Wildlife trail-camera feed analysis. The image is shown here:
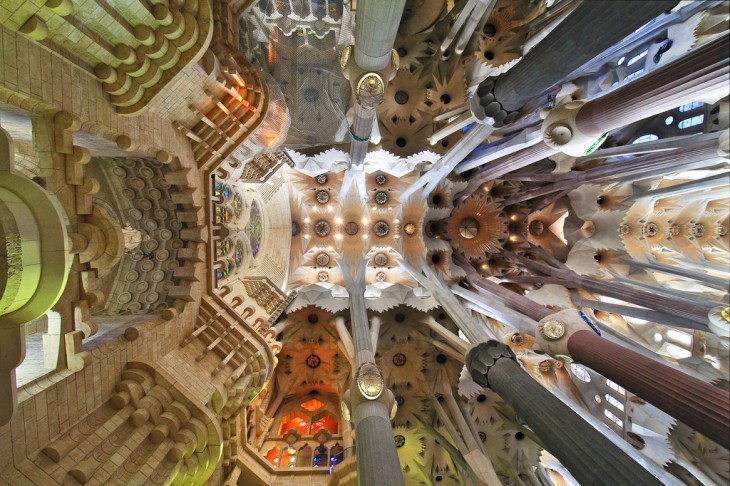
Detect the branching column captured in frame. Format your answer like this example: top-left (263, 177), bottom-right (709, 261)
top-left (575, 34), bottom-right (730, 138)
top-left (353, 0), bottom-right (406, 71)
top-left (472, 1), bottom-right (677, 119)
top-left (536, 310), bottom-right (730, 449)
top-left (345, 270), bottom-right (403, 485)
top-left (465, 341), bottom-right (667, 486)
top-left (507, 136), bottom-right (725, 205)
top-left (542, 35), bottom-right (729, 157)
top-left (457, 257), bottom-right (553, 322)
top-left (507, 250), bottom-right (712, 326)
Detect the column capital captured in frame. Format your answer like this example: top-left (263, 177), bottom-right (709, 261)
top-left (465, 340), bottom-right (516, 390)
top-left (541, 100), bottom-right (605, 157)
top-left (534, 309), bottom-right (587, 358)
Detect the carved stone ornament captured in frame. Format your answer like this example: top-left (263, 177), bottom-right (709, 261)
top-left (465, 340), bottom-right (516, 389)
top-left (316, 190), bottom-right (330, 204)
top-left (538, 320), bottom-right (566, 341)
top-left (345, 221), bottom-right (359, 236)
top-left (374, 253), bottom-right (388, 267)
top-left (314, 220), bottom-right (331, 237)
top-left (373, 221), bottom-right (390, 237)
top-left (356, 362), bottom-right (384, 400)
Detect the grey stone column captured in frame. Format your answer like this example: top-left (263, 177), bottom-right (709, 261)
top-left (473, 1), bottom-right (678, 117)
top-left (344, 262), bottom-right (404, 485)
top-left (350, 102), bottom-right (376, 167)
top-left (353, 400), bottom-right (404, 486)
top-left (353, 0), bottom-right (406, 71)
top-left (466, 341), bottom-right (667, 486)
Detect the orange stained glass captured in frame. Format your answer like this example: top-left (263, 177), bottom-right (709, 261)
top-left (309, 414), bottom-right (338, 435)
top-left (264, 445), bottom-right (281, 467)
top-left (301, 399), bottom-right (325, 412)
top-left (279, 411), bottom-right (309, 435)
top-left (280, 447), bottom-right (297, 468)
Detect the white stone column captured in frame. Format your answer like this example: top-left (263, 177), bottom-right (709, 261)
top-left (353, 0), bottom-right (406, 71)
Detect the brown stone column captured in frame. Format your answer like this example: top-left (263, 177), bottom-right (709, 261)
top-left (576, 34), bottom-right (729, 137)
top-left (461, 141), bottom-right (559, 199)
top-left (537, 310), bottom-right (730, 450)
top-left (568, 329), bottom-right (730, 448)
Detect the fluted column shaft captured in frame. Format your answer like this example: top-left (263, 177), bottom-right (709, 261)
top-left (461, 141), bottom-right (558, 199)
top-left (353, 400), bottom-right (405, 486)
top-left (576, 34), bottom-right (730, 137)
top-left (461, 265), bottom-right (553, 322)
top-left (568, 330), bottom-right (730, 448)
top-left (486, 1), bottom-right (678, 112)
top-left (353, 0), bottom-right (406, 71)
top-left (349, 291), bottom-right (374, 367)
top-left (348, 285), bottom-right (404, 485)
top-left (509, 251), bottom-right (711, 325)
top-left (466, 342), bottom-right (666, 486)
top-left (350, 103), bottom-right (376, 166)
top-left (507, 139), bottom-right (723, 205)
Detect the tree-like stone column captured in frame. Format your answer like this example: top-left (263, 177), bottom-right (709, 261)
top-left (536, 310), bottom-right (730, 449)
top-left (353, 0), bottom-right (407, 71)
top-left (576, 34), bottom-right (729, 138)
top-left (465, 341), bottom-right (667, 486)
top-left (472, 1), bottom-right (678, 120)
top-left (341, 261), bottom-right (404, 486)
top-left (542, 34), bottom-right (729, 157)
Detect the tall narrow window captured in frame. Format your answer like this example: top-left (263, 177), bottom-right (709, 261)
top-left (624, 69), bottom-right (645, 81)
top-left (570, 364), bottom-right (591, 383)
top-left (606, 379), bottom-right (626, 395)
top-left (632, 134), bottom-right (658, 144)
top-left (626, 50), bottom-right (648, 66)
top-left (678, 114), bottom-right (704, 129)
top-left (604, 409), bottom-right (624, 427)
top-left (605, 394), bottom-right (625, 412)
